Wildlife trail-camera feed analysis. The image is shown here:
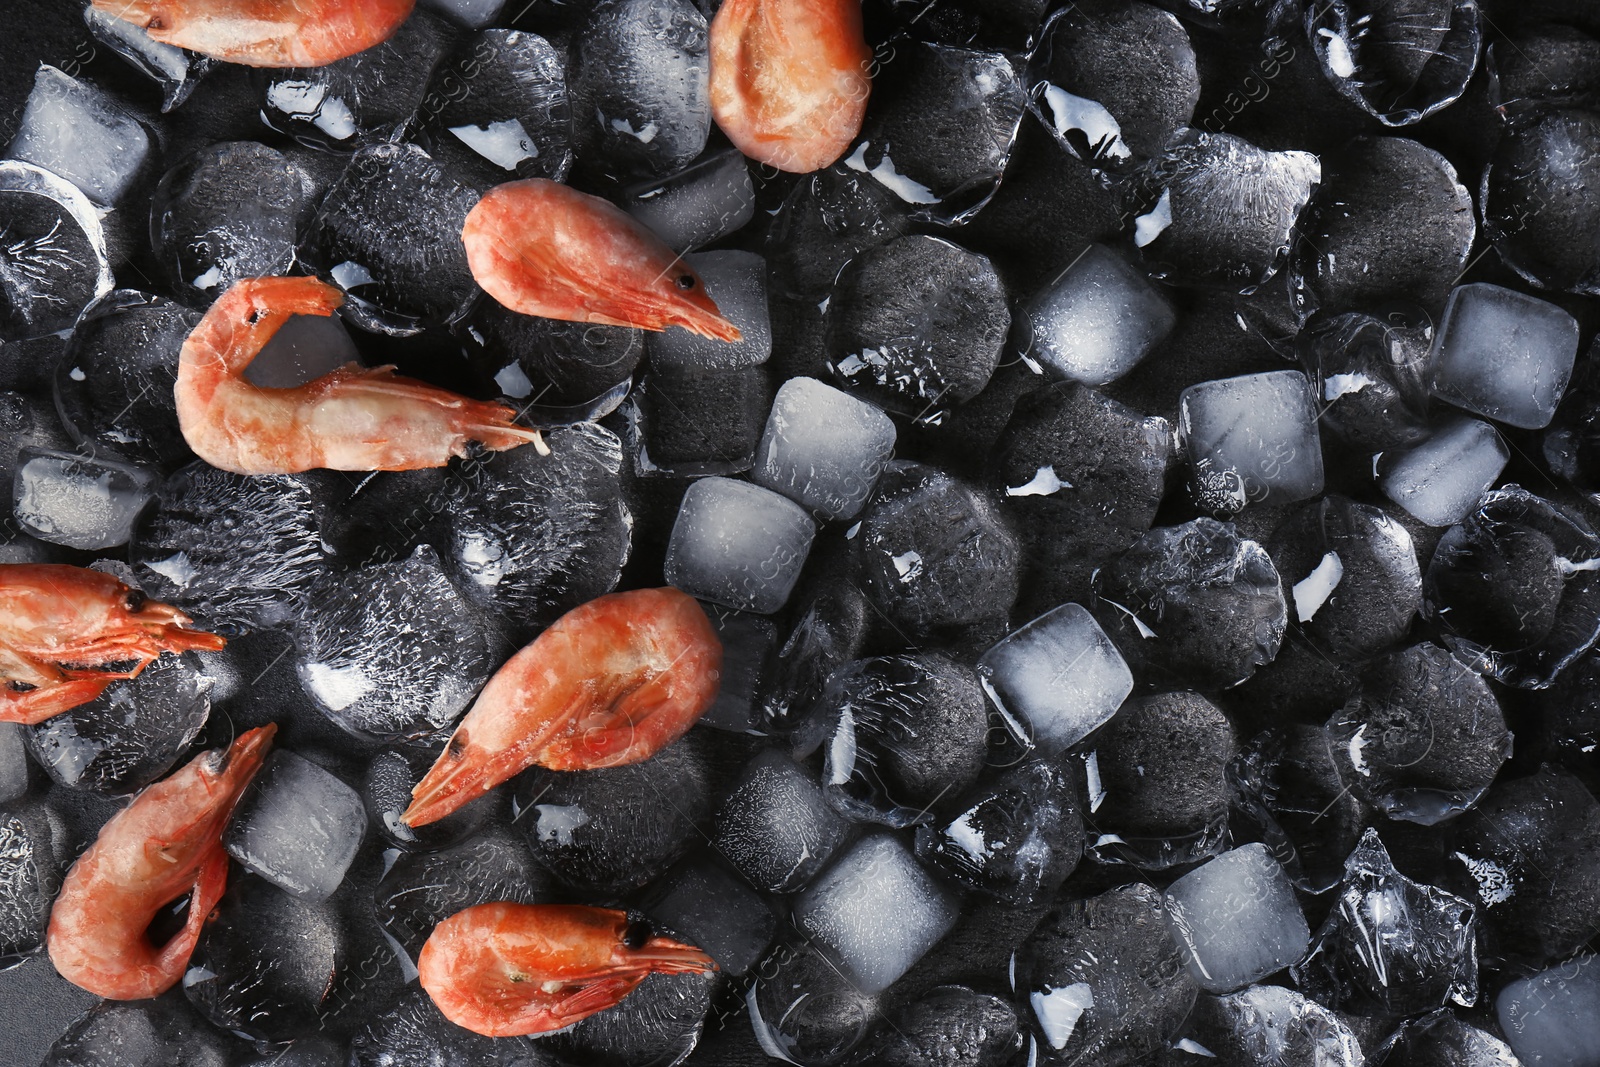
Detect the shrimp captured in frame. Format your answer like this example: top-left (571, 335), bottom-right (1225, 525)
top-left (46, 725), bottom-right (276, 1000)
top-left (0, 564), bottom-right (226, 725)
top-left (709, 0), bottom-right (874, 173)
top-left (403, 588), bottom-right (722, 827)
top-left (89, 0), bottom-right (415, 68)
top-left (461, 179), bottom-right (742, 342)
top-left (175, 275), bottom-right (546, 475)
top-left (419, 903), bottom-right (716, 1037)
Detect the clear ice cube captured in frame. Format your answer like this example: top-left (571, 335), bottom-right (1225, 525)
top-left (622, 148), bottom-right (755, 253)
top-left (1381, 416), bottom-right (1509, 527)
top-left (664, 477), bottom-right (816, 613)
top-left (1497, 953), bottom-right (1600, 1067)
top-left (1429, 282), bottom-right (1579, 430)
top-left (712, 747), bottom-right (852, 893)
top-left (12, 447), bottom-right (155, 551)
top-left (6, 65), bottom-right (151, 206)
top-left (224, 750), bottom-right (366, 902)
top-left (1180, 370), bottom-right (1325, 512)
top-left (791, 832), bottom-right (961, 995)
top-left (641, 855), bottom-right (777, 976)
top-left (1163, 842), bottom-right (1311, 993)
top-left (1017, 243), bottom-right (1177, 386)
top-left (751, 376), bottom-right (897, 521)
top-left (649, 250), bottom-right (771, 370)
top-left (976, 602), bottom-right (1134, 755)
top-left (0, 161), bottom-right (114, 342)
top-left (695, 605), bottom-right (775, 733)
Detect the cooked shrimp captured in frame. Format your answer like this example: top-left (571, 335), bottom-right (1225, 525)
top-left (419, 903), bottom-right (716, 1037)
top-left (0, 564), bottom-right (226, 725)
top-left (90, 0), bottom-right (415, 67)
top-left (403, 588), bottom-right (721, 827)
top-left (461, 179), bottom-right (742, 342)
top-left (710, 0), bottom-right (873, 172)
top-left (175, 276), bottom-right (546, 475)
top-left (46, 725), bottom-right (276, 1000)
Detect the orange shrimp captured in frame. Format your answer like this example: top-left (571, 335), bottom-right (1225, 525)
top-left (461, 180), bottom-right (742, 342)
top-left (419, 903), bottom-right (716, 1037)
top-left (403, 588), bottom-right (722, 827)
top-left (90, 0), bottom-right (416, 68)
top-left (46, 725), bottom-right (276, 1000)
top-left (175, 276), bottom-right (546, 475)
top-left (709, 0), bottom-right (873, 172)
top-left (0, 564), bottom-right (226, 725)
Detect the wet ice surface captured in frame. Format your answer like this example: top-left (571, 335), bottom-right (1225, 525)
top-left (713, 747), bottom-right (852, 893)
top-left (664, 476), bottom-right (816, 613)
top-left (1179, 370), bottom-right (1325, 512)
top-left (1163, 843), bottom-right (1310, 993)
top-left (1017, 243), bottom-right (1176, 387)
top-left (1381, 415), bottom-right (1510, 527)
top-left (1497, 953), bottom-right (1600, 1067)
top-left (0, 161), bottom-right (112, 342)
top-left (12, 447), bottom-right (156, 551)
top-left (6, 65), bottom-right (150, 207)
top-left (649, 250), bottom-right (771, 371)
top-left (621, 148), bottom-right (754, 254)
top-left (0, 802), bottom-right (65, 969)
top-left (752, 376), bottom-right (897, 522)
top-left (223, 751), bottom-right (366, 902)
top-left (40, 996), bottom-right (233, 1067)
top-left (1430, 283), bottom-right (1580, 430)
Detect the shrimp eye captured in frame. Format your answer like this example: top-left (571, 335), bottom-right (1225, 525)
top-left (675, 274), bottom-right (696, 291)
top-left (124, 589), bottom-right (146, 613)
top-left (622, 918), bottom-right (653, 949)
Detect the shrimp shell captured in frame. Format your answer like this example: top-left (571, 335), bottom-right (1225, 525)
top-left (90, 0), bottom-right (416, 67)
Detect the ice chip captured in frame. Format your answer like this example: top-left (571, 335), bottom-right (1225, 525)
top-left (12, 447), bottom-right (156, 551)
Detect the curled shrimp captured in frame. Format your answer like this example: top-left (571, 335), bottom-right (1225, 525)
top-left (175, 276), bottom-right (546, 475)
top-left (403, 588), bottom-right (722, 827)
top-left (710, 0), bottom-right (874, 172)
top-left (461, 179), bottom-right (742, 342)
top-left (0, 564), bottom-right (226, 725)
top-left (46, 725), bottom-right (276, 1000)
top-left (419, 903), bottom-right (716, 1037)
top-left (90, 0), bottom-right (416, 67)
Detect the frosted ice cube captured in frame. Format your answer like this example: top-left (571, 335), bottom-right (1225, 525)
top-left (792, 832), bottom-right (961, 995)
top-left (713, 747), bottom-right (852, 893)
top-left (976, 603), bottom-right (1134, 755)
top-left (649, 250), bottom-right (771, 370)
top-left (1430, 282), bottom-right (1579, 430)
top-left (1018, 244), bottom-right (1176, 386)
top-left (12, 447), bottom-right (156, 551)
top-left (6, 65), bottom-right (151, 206)
top-left (1498, 953), bottom-right (1600, 1067)
top-left (622, 148), bottom-right (754, 252)
top-left (664, 477), bottom-right (816, 613)
top-left (1163, 842), bottom-right (1310, 993)
top-left (246, 313), bottom-right (360, 389)
top-left (1382, 416), bottom-right (1510, 527)
top-left (1180, 370), bottom-right (1325, 510)
top-left (224, 751), bottom-right (366, 902)
top-left (642, 855), bottom-right (777, 976)
top-left (752, 377), bottom-right (897, 521)
top-left (0, 722), bottom-right (28, 803)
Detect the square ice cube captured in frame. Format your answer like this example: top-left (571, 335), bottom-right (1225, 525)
top-left (6, 65), bottom-right (151, 206)
top-left (1163, 842), bottom-right (1310, 993)
top-left (1497, 953), bottom-right (1600, 1067)
top-left (623, 148), bottom-right (755, 253)
top-left (664, 478), bottom-right (816, 614)
top-left (752, 377), bottom-right (897, 522)
top-left (650, 250), bottom-right (771, 370)
top-left (1019, 244), bottom-right (1176, 387)
top-left (642, 855), bottom-right (777, 976)
top-left (792, 832), bottom-right (961, 995)
top-left (713, 747), bottom-right (852, 893)
top-left (1381, 416), bottom-right (1509, 527)
top-left (12, 447), bottom-right (156, 551)
top-left (224, 751), bottom-right (366, 902)
top-left (1430, 283), bottom-right (1579, 430)
top-left (976, 603), bottom-right (1134, 755)
top-left (1180, 370), bottom-right (1325, 508)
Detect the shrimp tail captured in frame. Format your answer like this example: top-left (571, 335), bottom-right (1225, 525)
top-left (327, 367), bottom-right (549, 457)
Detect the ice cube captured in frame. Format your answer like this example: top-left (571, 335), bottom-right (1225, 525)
top-left (1483, 109), bottom-right (1600, 295)
top-left (150, 142), bottom-right (311, 309)
top-left (792, 832), bottom-right (960, 995)
top-left (1381, 416), bottom-right (1510, 527)
top-left (12, 447), bottom-right (156, 551)
top-left (1308, 0), bottom-right (1480, 125)
top-left (0, 161), bottom-right (114, 342)
top-left (82, 4), bottom-right (209, 111)
top-left (1385, 1011), bottom-right (1521, 1066)
top-left (629, 363), bottom-right (770, 476)
top-left (664, 477), bottom-right (816, 614)
top-left (1429, 283), bottom-right (1579, 430)
top-left (349, 988), bottom-right (510, 1067)
top-left (1017, 243), bottom-right (1177, 386)
top-left (748, 940), bottom-right (877, 1065)
top-left (977, 603), bottom-right (1134, 755)
top-left (27, 653), bottom-right (210, 796)
top-left (1163, 842), bottom-right (1311, 993)
top-left (1301, 307), bottom-right (1433, 451)
top-left (0, 723), bottom-right (29, 804)
top-left (1177, 985), bottom-right (1363, 1067)
top-left (752, 376), bottom-right (897, 521)
top-left (6, 65), bottom-right (151, 206)
top-left (245, 311), bottom-right (360, 389)
top-left (53, 290), bottom-right (200, 468)
top-left (420, 0), bottom-right (506, 28)
top-left (363, 747), bottom-right (497, 853)
top-left (569, 0), bottom-right (712, 177)
top-left (295, 546), bottom-right (493, 743)
top-left (0, 802), bottom-right (66, 968)
top-left (224, 750), bottom-right (366, 902)
top-left (640, 854), bottom-right (777, 976)
top-left (1498, 953), bottom-right (1600, 1067)
top-left (649, 250), bottom-right (771, 370)
top-left (765, 167), bottom-right (914, 303)
top-left (547, 967), bottom-right (713, 1067)
top-left (41, 997), bottom-right (233, 1067)
top-left (712, 747), bottom-right (852, 893)
top-left (1179, 370), bottom-right (1325, 512)
top-left (694, 605), bottom-right (774, 733)
top-left (755, 576), bottom-right (871, 735)
top-left (621, 148), bottom-right (755, 253)
top-left (852, 985), bottom-right (1023, 1067)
